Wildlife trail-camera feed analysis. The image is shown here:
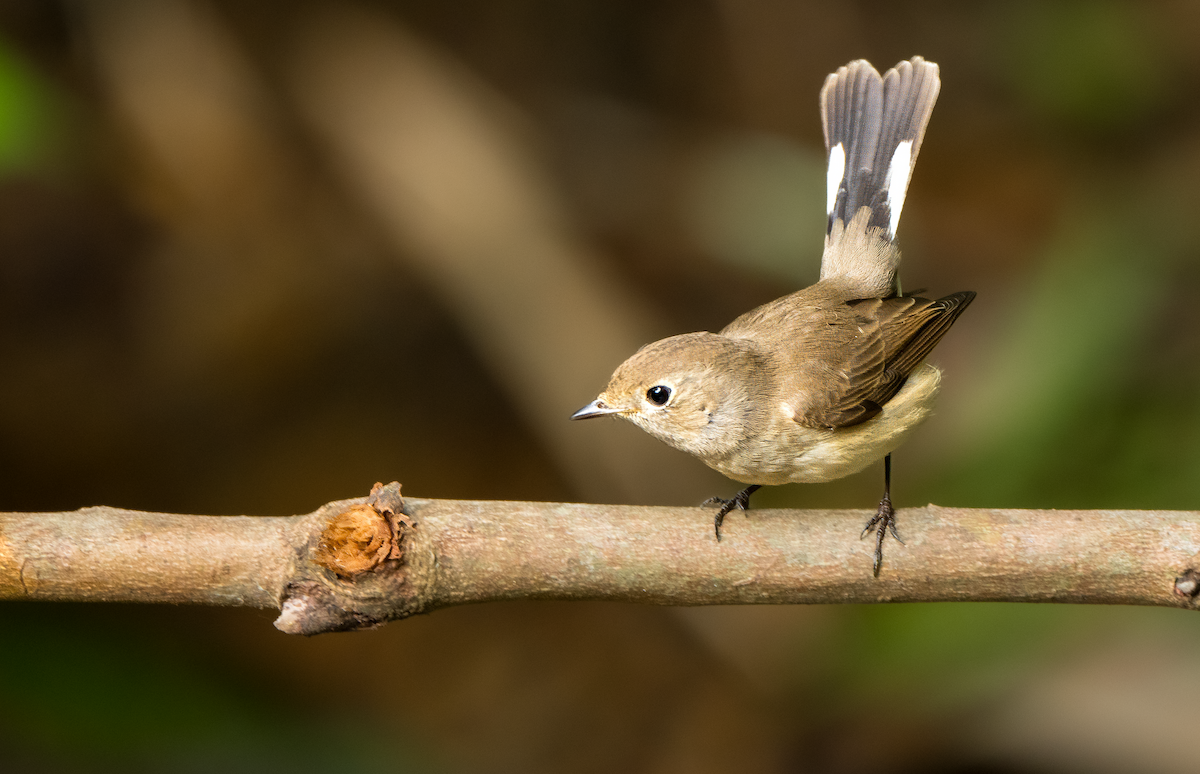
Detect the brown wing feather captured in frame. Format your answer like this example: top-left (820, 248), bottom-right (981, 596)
top-left (796, 290), bottom-right (975, 429)
top-left (884, 291), bottom-right (975, 376)
top-left (794, 298), bottom-right (890, 428)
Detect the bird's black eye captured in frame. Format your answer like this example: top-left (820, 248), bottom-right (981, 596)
top-left (646, 385), bottom-right (671, 406)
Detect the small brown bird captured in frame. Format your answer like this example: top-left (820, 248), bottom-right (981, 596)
top-left (572, 57), bottom-right (974, 575)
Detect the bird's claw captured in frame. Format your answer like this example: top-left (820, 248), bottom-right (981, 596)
top-left (706, 485), bottom-right (760, 541)
top-left (860, 492), bottom-right (903, 576)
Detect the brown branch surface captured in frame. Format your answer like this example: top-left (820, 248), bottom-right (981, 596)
top-left (2, 483), bottom-right (1198, 635)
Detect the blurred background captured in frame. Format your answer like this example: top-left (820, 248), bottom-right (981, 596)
top-left (2, 0), bottom-right (1199, 771)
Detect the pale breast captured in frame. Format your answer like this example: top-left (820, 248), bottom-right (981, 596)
top-left (704, 364), bottom-right (943, 485)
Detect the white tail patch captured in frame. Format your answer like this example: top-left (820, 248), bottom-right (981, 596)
top-left (826, 142), bottom-right (845, 216)
top-left (883, 140), bottom-right (913, 237)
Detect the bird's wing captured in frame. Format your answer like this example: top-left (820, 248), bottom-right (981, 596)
top-left (794, 291), bottom-right (975, 430)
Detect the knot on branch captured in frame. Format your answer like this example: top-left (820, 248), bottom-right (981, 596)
top-left (314, 482), bottom-right (412, 579)
top-left (1174, 568), bottom-right (1200, 604)
top-left (276, 482), bottom-right (426, 635)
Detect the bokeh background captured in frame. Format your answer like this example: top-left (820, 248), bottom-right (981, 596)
top-left (2, 1), bottom-right (1199, 771)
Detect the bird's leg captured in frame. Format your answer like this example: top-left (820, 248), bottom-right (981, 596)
top-left (704, 484), bottom-right (761, 541)
top-left (860, 455), bottom-right (904, 576)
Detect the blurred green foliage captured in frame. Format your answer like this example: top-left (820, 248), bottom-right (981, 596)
top-left (0, 36), bottom-right (65, 175)
top-left (684, 133), bottom-right (825, 285)
top-left (937, 206), bottom-right (1178, 508)
top-left (0, 604), bottom-right (432, 773)
top-left (1003, 1), bottom-right (1167, 134)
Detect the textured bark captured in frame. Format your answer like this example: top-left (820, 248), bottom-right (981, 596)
top-left (1, 483), bottom-right (1198, 635)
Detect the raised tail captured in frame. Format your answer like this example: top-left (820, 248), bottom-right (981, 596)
top-left (821, 57), bottom-right (940, 241)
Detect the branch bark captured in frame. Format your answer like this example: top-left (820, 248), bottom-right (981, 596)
top-left (2, 483), bottom-right (1198, 635)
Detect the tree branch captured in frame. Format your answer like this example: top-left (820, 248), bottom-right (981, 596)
top-left (2, 483), bottom-right (1197, 635)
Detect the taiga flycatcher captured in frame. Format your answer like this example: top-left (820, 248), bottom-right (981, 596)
top-left (572, 57), bottom-right (973, 576)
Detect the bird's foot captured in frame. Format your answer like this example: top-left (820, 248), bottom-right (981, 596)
top-left (704, 485), bottom-right (761, 541)
top-left (860, 492), bottom-right (904, 577)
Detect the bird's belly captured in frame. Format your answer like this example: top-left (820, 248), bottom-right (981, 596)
top-left (707, 364), bottom-right (943, 485)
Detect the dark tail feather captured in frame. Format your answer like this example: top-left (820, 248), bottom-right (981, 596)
top-left (821, 57), bottom-right (940, 241)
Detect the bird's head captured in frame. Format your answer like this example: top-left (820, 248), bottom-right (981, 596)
top-left (571, 332), bottom-right (761, 459)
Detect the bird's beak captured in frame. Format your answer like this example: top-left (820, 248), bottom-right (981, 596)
top-left (570, 398), bottom-right (622, 420)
